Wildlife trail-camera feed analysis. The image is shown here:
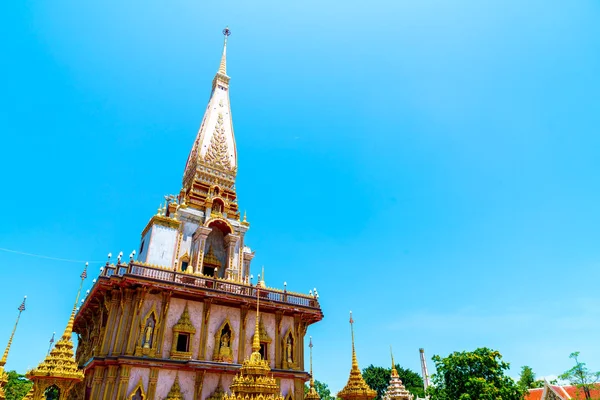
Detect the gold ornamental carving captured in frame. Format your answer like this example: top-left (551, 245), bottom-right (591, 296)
top-left (212, 319), bottom-right (235, 363)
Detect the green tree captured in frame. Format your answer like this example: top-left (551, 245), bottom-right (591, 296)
top-left (304, 379), bottom-right (335, 400)
top-left (517, 366), bottom-right (544, 391)
top-left (559, 352), bottom-right (600, 400)
top-left (362, 365), bottom-right (425, 400)
top-left (427, 347), bottom-right (523, 400)
top-left (4, 370), bottom-right (33, 400)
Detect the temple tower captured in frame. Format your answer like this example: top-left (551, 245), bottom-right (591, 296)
top-left (337, 313), bottom-right (376, 400)
top-left (73, 28), bottom-right (323, 400)
top-left (0, 296), bottom-right (26, 400)
top-left (383, 349), bottom-right (413, 400)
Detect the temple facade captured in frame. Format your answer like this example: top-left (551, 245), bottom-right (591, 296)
top-left (69, 28), bottom-right (323, 399)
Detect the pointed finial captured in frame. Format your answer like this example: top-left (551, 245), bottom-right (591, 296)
top-left (243, 210), bottom-right (247, 222)
top-left (350, 311), bottom-right (358, 369)
top-left (261, 266), bottom-right (265, 287)
top-left (309, 336), bottom-right (314, 377)
top-left (47, 332), bottom-right (56, 355)
top-left (63, 264), bottom-right (88, 340)
top-left (390, 345), bottom-right (399, 377)
top-left (218, 27), bottom-right (231, 75)
top-left (0, 295), bottom-right (27, 366)
top-left (252, 285), bottom-right (261, 353)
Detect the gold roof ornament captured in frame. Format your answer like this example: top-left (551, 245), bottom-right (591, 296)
top-left (337, 312), bottom-right (377, 400)
top-left (173, 303), bottom-right (196, 334)
top-left (223, 286), bottom-right (284, 400)
top-left (0, 296), bottom-right (26, 400)
top-left (165, 374), bottom-right (184, 400)
top-left (305, 337), bottom-right (320, 400)
top-left (203, 245), bottom-right (221, 267)
top-left (383, 347), bottom-right (413, 400)
top-left (26, 265), bottom-right (87, 396)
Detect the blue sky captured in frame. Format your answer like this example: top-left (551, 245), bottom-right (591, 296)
top-left (1, 0), bottom-right (600, 393)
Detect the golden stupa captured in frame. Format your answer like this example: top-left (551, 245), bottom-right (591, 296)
top-left (0, 297), bottom-right (26, 400)
top-left (26, 266), bottom-right (86, 399)
top-left (337, 312), bottom-right (377, 400)
top-left (223, 287), bottom-right (284, 400)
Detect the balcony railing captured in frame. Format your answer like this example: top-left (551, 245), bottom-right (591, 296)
top-left (99, 262), bottom-right (320, 309)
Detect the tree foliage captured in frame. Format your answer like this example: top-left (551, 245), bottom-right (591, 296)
top-left (4, 370), bottom-right (33, 400)
top-left (559, 352), bottom-right (600, 400)
top-left (427, 347), bottom-right (523, 400)
top-left (362, 365), bottom-right (425, 400)
top-left (517, 366), bottom-right (544, 391)
top-left (304, 379), bottom-right (335, 400)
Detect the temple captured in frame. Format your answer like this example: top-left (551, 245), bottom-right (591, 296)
top-left (383, 349), bottom-right (413, 400)
top-left (62, 28), bottom-right (323, 399)
top-left (525, 381), bottom-right (600, 400)
top-left (337, 312), bottom-right (377, 400)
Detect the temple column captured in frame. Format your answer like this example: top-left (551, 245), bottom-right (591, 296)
top-left (193, 370), bottom-right (205, 400)
top-left (242, 250), bottom-right (255, 283)
top-left (192, 227), bottom-right (212, 274)
top-left (275, 311), bottom-right (283, 369)
top-left (125, 288), bottom-right (147, 355)
top-left (102, 365), bottom-right (118, 400)
top-left (147, 367), bottom-right (159, 399)
top-left (237, 304), bottom-right (249, 362)
top-left (224, 234), bottom-right (240, 280)
top-left (114, 289), bottom-right (134, 354)
top-left (199, 299), bottom-right (212, 360)
top-left (115, 366), bottom-right (131, 399)
top-left (90, 366), bottom-right (105, 400)
top-left (100, 290), bottom-right (120, 356)
top-left (156, 292), bottom-right (172, 358)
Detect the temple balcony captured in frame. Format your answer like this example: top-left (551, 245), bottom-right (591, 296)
top-left (86, 261), bottom-right (322, 315)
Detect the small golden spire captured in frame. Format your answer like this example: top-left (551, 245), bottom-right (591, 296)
top-left (0, 296), bottom-right (26, 367)
top-left (337, 312), bottom-right (377, 400)
top-left (252, 286), bottom-right (261, 353)
top-left (218, 27), bottom-right (231, 76)
top-left (390, 346), bottom-right (398, 378)
top-left (350, 311), bottom-right (358, 369)
top-left (63, 263), bottom-right (88, 340)
top-left (305, 336), bottom-right (320, 400)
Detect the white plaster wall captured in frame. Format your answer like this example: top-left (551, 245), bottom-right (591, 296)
top-left (178, 220), bottom-right (198, 260)
top-left (161, 299), bottom-right (203, 359)
top-left (127, 367), bottom-right (149, 397)
top-left (156, 370), bottom-right (195, 400)
top-left (280, 379), bottom-right (295, 398)
top-left (206, 304), bottom-right (241, 362)
top-left (147, 225), bottom-right (178, 267)
top-left (139, 230), bottom-right (151, 263)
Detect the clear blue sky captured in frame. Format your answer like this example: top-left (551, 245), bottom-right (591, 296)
top-left (1, 0), bottom-right (600, 392)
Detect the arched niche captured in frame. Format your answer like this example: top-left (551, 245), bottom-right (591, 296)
top-left (202, 219), bottom-right (232, 278)
top-left (282, 328), bottom-right (297, 370)
top-left (213, 318), bottom-right (235, 363)
top-left (135, 304), bottom-right (160, 357)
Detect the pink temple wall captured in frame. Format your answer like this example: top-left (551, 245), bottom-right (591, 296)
top-left (155, 369), bottom-right (195, 400)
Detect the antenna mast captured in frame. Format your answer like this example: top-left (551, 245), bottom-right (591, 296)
top-left (419, 348), bottom-right (431, 391)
